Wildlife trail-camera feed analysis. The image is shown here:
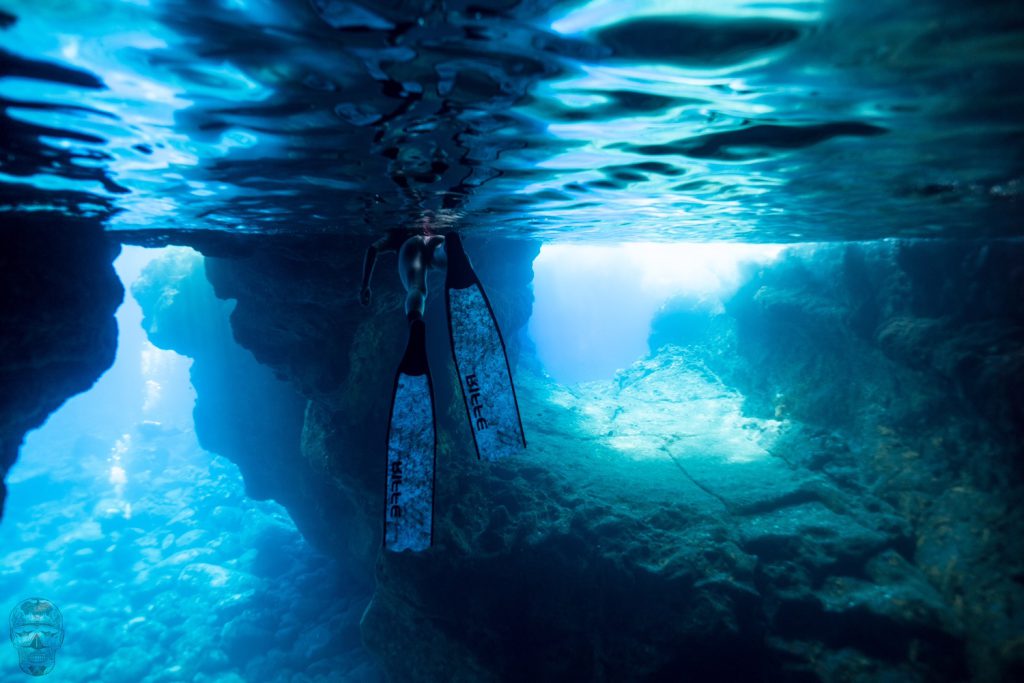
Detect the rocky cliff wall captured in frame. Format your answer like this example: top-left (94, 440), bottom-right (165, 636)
top-left (0, 216), bottom-right (122, 519)
top-left (653, 239), bottom-right (1024, 681)
top-left (3, 230), bottom-right (1020, 681)
top-left (132, 234), bottom-right (538, 588)
top-left (359, 239), bottom-right (1022, 682)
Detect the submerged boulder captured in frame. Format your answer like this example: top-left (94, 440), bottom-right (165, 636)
top-left (359, 348), bottom-right (951, 681)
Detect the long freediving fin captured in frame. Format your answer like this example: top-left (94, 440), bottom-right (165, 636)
top-left (384, 319), bottom-right (436, 552)
top-left (444, 232), bottom-right (527, 461)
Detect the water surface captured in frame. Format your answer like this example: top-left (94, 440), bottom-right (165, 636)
top-left (1, 0), bottom-right (1021, 240)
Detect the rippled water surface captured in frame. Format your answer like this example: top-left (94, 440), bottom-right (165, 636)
top-left (1, 0), bottom-right (1021, 241)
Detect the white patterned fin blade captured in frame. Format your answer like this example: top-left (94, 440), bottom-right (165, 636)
top-left (385, 373), bottom-right (434, 552)
top-left (449, 286), bottom-right (525, 461)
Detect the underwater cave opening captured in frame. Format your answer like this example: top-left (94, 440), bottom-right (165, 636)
top-left (1, 246), bottom-right (377, 682)
top-left (527, 240), bottom-right (784, 384)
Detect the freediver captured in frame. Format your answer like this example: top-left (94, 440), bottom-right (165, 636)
top-left (360, 228), bottom-right (446, 322)
top-left (363, 226), bottom-right (525, 552)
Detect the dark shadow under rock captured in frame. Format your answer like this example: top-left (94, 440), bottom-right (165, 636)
top-left (0, 214), bottom-right (122, 519)
top-left (130, 248), bottom-right (370, 582)
top-left (700, 239), bottom-right (1024, 681)
top-left (196, 232), bottom-right (539, 577)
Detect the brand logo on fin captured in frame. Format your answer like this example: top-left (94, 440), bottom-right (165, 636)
top-left (465, 373), bottom-right (489, 431)
top-left (389, 460), bottom-right (403, 521)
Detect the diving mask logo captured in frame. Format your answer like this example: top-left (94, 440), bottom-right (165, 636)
top-left (8, 598), bottom-right (64, 676)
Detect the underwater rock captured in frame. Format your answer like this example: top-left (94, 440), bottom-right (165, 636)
top-left (691, 239), bottom-right (1024, 682)
top-left (130, 233), bottom-right (537, 587)
top-left (98, 646), bottom-right (151, 683)
top-left (359, 239), bottom-right (1021, 681)
top-left (722, 240), bottom-right (1024, 442)
top-left (202, 233), bottom-right (537, 566)
top-left (220, 612), bottom-right (277, 660)
top-left (0, 215), bottom-right (122, 519)
top-left (131, 248), bottom-right (370, 581)
top-left (5, 217), bottom-right (1018, 680)
top-left (766, 549), bottom-right (968, 681)
top-left (299, 401), bottom-right (381, 575)
top-left (359, 353), bottom-right (916, 680)
top-left (200, 237), bottom-right (407, 578)
top-left (0, 273), bottom-right (382, 681)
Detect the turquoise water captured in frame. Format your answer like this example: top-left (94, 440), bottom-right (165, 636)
top-left (1, 2), bottom-right (1023, 680)
top-left (0, 249), bottom-right (378, 682)
top-left (1, 0), bottom-right (1020, 240)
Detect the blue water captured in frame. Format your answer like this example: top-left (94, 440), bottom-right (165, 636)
top-left (0, 248), bottom-right (378, 683)
top-left (1, 0), bottom-right (1020, 240)
top-left (529, 241), bottom-right (784, 382)
top-left (1, 1), bottom-right (1023, 680)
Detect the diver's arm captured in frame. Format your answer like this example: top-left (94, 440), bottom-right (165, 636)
top-left (360, 236), bottom-right (391, 305)
top-left (360, 246), bottom-right (377, 305)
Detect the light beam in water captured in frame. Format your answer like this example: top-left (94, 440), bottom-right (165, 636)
top-left (529, 241), bottom-right (784, 384)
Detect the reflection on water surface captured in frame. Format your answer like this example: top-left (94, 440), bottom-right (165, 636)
top-left (0, 0), bottom-right (1021, 241)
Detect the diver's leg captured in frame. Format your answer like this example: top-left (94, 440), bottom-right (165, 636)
top-left (428, 238), bottom-right (446, 271)
top-left (399, 237), bottom-right (429, 322)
